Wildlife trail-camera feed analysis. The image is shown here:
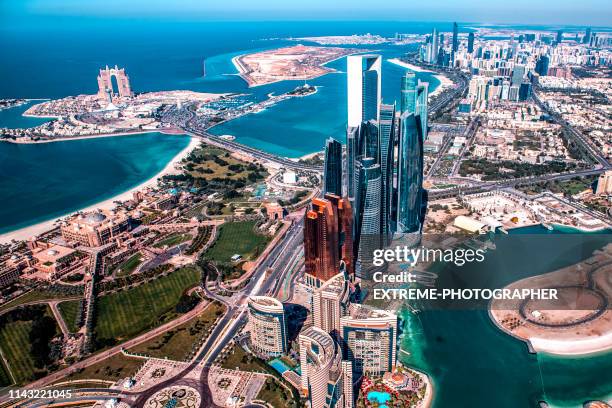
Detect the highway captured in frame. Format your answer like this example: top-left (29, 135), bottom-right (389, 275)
top-left (428, 168), bottom-right (608, 199)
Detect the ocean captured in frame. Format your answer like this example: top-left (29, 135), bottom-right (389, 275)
top-left (0, 18), bottom-right (610, 407)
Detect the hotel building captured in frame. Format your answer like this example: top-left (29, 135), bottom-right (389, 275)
top-left (340, 303), bottom-right (398, 378)
top-left (60, 210), bottom-right (129, 247)
top-left (304, 194), bottom-right (354, 286)
top-left (247, 296), bottom-right (288, 358)
top-left (312, 272), bottom-right (351, 338)
top-left (299, 326), bottom-right (353, 408)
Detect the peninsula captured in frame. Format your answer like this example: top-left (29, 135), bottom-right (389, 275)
top-left (232, 44), bottom-right (363, 87)
top-left (490, 244), bottom-right (612, 355)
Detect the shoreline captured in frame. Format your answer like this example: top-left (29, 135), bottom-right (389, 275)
top-left (1, 129), bottom-right (184, 145)
top-left (0, 135), bottom-right (199, 244)
top-left (387, 58), bottom-right (453, 98)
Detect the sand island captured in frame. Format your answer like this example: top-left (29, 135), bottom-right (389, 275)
top-left (232, 44), bottom-right (364, 87)
top-left (490, 243), bottom-right (612, 356)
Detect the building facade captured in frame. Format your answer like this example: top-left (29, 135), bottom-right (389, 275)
top-left (247, 296), bottom-right (288, 357)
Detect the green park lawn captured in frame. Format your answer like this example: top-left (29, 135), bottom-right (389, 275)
top-left (93, 266), bottom-right (201, 345)
top-left (128, 301), bottom-right (225, 361)
top-left (57, 300), bottom-right (81, 333)
top-left (153, 233), bottom-right (193, 249)
top-left (204, 221), bottom-right (270, 263)
top-left (113, 253), bottom-right (144, 277)
top-left (0, 306), bottom-right (59, 385)
top-left (0, 288), bottom-right (81, 313)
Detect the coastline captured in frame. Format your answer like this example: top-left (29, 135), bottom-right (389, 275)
top-left (0, 135), bottom-right (199, 244)
top-left (2, 129), bottom-right (184, 144)
top-left (387, 58), bottom-right (453, 98)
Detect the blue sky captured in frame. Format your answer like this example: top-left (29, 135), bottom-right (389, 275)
top-left (2, 0), bottom-right (611, 26)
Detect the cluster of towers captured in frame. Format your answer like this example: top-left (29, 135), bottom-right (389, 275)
top-left (305, 54), bottom-right (428, 286)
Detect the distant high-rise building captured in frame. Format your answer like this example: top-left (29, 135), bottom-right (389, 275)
top-left (312, 272), bottom-right (350, 338)
top-left (428, 28), bottom-right (439, 64)
top-left (247, 296), bottom-right (287, 357)
top-left (584, 27), bottom-right (592, 44)
top-left (451, 22), bottom-right (459, 65)
top-left (347, 55), bottom-right (382, 127)
top-left (323, 138), bottom-right (343, 196)
top-left (299, 326), bottom-right (351, 408)
top-left (519, 82), bottom-right (532, 101)
top-left (340, 303), bottom-right (398, 378)
top-left (354, 157), bottom-right (382, 278)
top-left (467, 32), bottom-right (475, 53)
top-left (535, 55), bottom-right (550, 76)
top-left (396, 112), bottom-right (424, 234)
top-left (556, 30), bottom-right (563, 45)
top-left (511, 65), bottom-right (526, 87)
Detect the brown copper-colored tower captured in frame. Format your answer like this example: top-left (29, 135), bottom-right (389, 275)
top-left (304, 194), bottom-right (354, 286)
top-left (304, 198), bottom-right (339, 283)
top-left (323, 193), bottom-right (354, 276)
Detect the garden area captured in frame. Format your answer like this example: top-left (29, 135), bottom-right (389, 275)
top-left (0, 305), bottom-right (60, 385)
top-left (92, 266), bottom-right (201, 349)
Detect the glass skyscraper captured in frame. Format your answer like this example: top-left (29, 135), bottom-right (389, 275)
top-left (354, 157), bottom-right (381, 278)
top-left (400, 72), bottom-right (417, 115)
top-left (467, 32), bottom-right (475, 54)
top-left (396, 112), bottom-right (424, 234)
top-left (323, 137), bottom-right (342, 196)
top-left (347, 55), bottom-right (381, 127)
top-left (401, 72), bottom-right (428, 140)
top-left (379, 103), bottom-right (396, 240)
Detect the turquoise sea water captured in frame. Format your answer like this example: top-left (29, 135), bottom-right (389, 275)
top-left (0, 133), bottom-right (190, 234)
top-left (399, 228), bottom-right (612, 408)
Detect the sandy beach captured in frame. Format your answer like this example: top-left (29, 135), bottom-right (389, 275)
top-left (387, 58), bottom-right (454, 98)
top-left (0, 135), bottom-right (200, 244)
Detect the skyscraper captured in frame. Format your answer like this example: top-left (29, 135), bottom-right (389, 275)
top-left (304, 198), bottom-right (339, 284)
top-left (556, 29), bottom-right (563, 45)
top-left (467, 32), bottom-right (475, 54)
top-left (304, 193), bottom-right (354, 287)
top-left (511, 65), bottom-right (526, 87)
top-left (347, 55), bottom-right (382, 127)
top-left (451, 22), bottom-right (459, 65)
top-left (535, 55), bottom-right (550, 76)
top-left (247, 296), bottom-right (287, 357)
top-left (584, 27), bottom-right (592, 44)
top-left (416, 81), bottom-right (429, 140)
top-left (325, 194), bottom-right (354, 276)
top-left (323, 137), bottom-right (343, 196)
top-left (345, 126), bottom-right (359, 202)
top-left (354, 157), bottom-right (382, 278)
top-left (379, 104), bottom-right (396, 240)
top-left (401, 72), bottom-right (428, 140)
top-left (396, 112), bottom-right (424, 234)
top-left (400, 72), bottom-right (417, 115)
